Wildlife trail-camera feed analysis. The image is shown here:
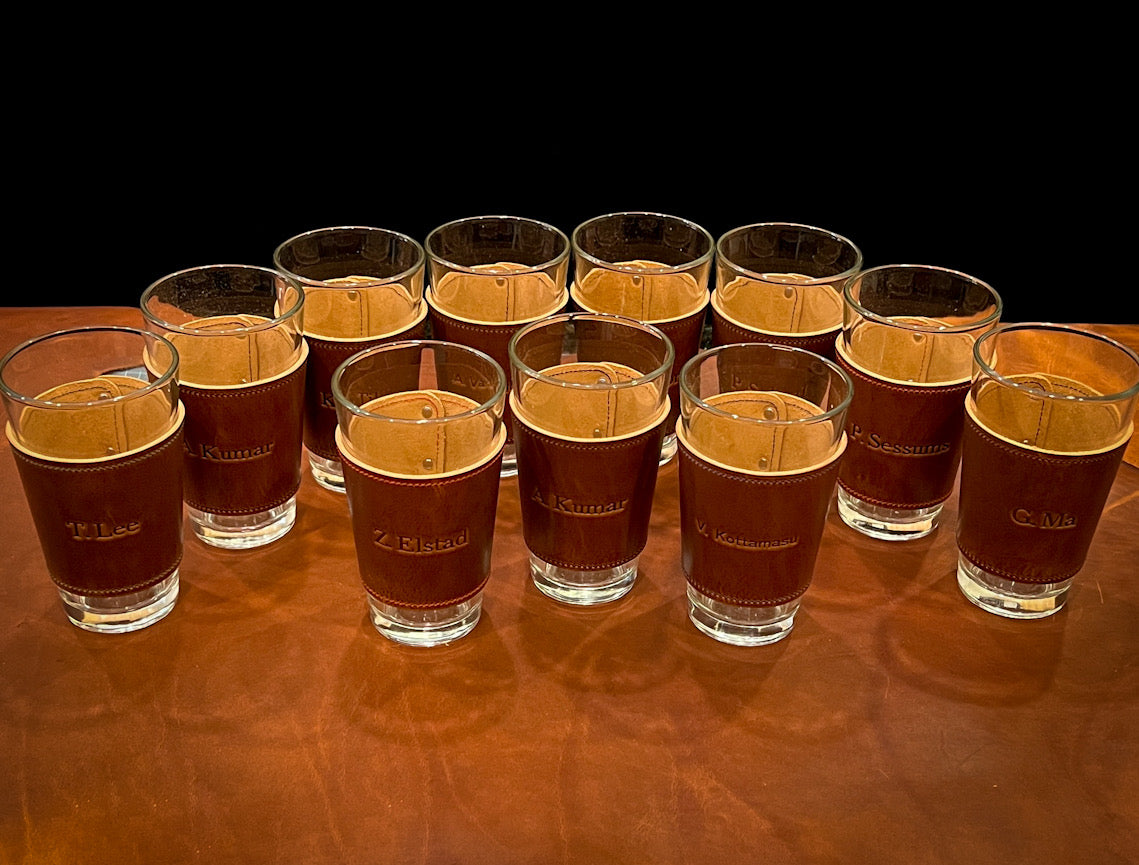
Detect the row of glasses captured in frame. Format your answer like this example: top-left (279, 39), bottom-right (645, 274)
top-left (3, 212), bottom-right (1136, 641)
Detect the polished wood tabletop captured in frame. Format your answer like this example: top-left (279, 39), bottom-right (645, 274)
top-left (2, 308), bottom-right (1136, 865)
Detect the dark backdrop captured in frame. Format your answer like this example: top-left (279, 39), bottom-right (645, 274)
top-left (14, 128), bottom-right (1129, 326)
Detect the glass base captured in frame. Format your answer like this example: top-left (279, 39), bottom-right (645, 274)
top-left (687, 585), bottom-right (799, 646)
top-left (529, 553), bottom-right (638, 605)
top-left (57, 571), bottom-right (179, 634)
top-left (366, 592), bottom-right (482, 646)
top-left (836, 487), bottom-right (942, 541)
top-left (309, 453), bottom-right (346, 493)
top-left (500, 443), bottom-right (518, 479)
top-left (659, 431), bottom-right (678, 466)
top-left (188, 498), bottom-right (297, 549)
top-left (957, 554), bottom-right (1071, 619)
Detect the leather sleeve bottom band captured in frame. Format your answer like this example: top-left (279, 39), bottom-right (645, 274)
top-left (956, 414), bottom-right (1128, 583)
top-left (11, 423), bottom-right (185, 596)
top-left (339, 446), bottom-right (504, 609)
top-left (678, 436), bottom-right (842, 607)
top-left (180, 359), bottom-right (306, 515)
top-left (513, 414), bottom-right (665, 570)
top-left (836, 351), bottom-right (969, 510)
top-left (304, 322), bottom-right (428, 461)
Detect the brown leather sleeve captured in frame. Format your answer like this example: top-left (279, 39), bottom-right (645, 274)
top-left (428, 308), bottom-right (531, 445)
top-left (957, 414), bottom-right (1128, 583)
top-left (512, 414), bottom-right (666, 569)
top-left (10, 423), bottom-right (184, 596)
top-left (304, 320), bottom-right (428, 460)
top-left (678, 437), bottom-right (842, 606)
top-left (339, 447), bottom-right (504, 608)
top-left (180, 359), bottom-right (306, 515)
top-left (651, 306), bottom-right (707, 431)
top-left (836, 352), bottom-right (970, 509)
top-left (710, 306), bottom-right (840, 360)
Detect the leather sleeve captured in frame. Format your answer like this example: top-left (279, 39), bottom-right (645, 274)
top-left (513, 414), bottom-right (666, 570)
top-left (957, 414), bottom-right (1128, 583)
top-left (11, 423), bottom-right (184, 595)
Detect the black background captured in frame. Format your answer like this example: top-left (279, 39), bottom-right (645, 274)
top-left (12, 89), bottom-right (1129, 326)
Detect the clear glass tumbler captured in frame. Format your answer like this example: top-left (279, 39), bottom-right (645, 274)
top-left (509, 312), bottom-right (673, 605)
top-left (425, 215), bottom-right (570, 478)
top-left (956, 324), bottom-right (1139, 618)
top-left (333, 340), bottom-right (507, 646)
top-left (712, 222), bottom-right (862, 359)
top-left (142, 264), bottom-right (308, 549)
top-left (677, 342), bottom-right (852, 645)
top-left (834, 264), bottom-right (1002, 540)
top-left (571, 211), bottom-right (714, 465)
top-left (274, 225), bottom-right (427, 492)
top-left (1, 327), bottom-right (185, 632)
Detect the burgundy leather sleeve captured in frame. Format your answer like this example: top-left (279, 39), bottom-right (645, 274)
top-left (11, 423), bottom-right (184, 596)
top-left (428, 309), bottom-right (528, 444)
top-left (710, 307), bottom-right (840, 360)
top-left (180, 360), bottom-right (306, 515)
top-left (305, 321), bottom-right (428, 460)
top-left (512, 415), bottom-right (666, 570)
top-left (836, 352), bottom-right (970, 509)
top-left (651, 306), bottom-right (708, 431)
top-left (957, 414), bottom-right (1128, 583)
top-left (678, 437), bottom-right (842, 606)
top-left (339, 447), bottom-right (504, 608)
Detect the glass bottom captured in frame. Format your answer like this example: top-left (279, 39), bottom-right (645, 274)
top-left (529, 553), bottom-right (638, 605)
top-left (836, 488), bottom-right (942, 541)
top-left (309, 453), bottom-right (346, 493)
top-left (366, 592), bottom-right (482, 647)
top-left (188, 498), bottom-right (297, 549)
top-left (500, 443), bottom-right (518, 479)
top-left (956, 554), bottom-right (1071, 619)
top-left (687, 585), bottom-right (799, 646)
top-left (57, 571), bottom-right (179, 634)
top-left (659, 432), bottom-right (678, 466)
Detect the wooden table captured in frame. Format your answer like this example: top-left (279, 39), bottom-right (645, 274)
top-left (2, 309), bottom-right (1136, 865)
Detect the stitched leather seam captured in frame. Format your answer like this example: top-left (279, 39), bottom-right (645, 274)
top-left (716, 314), bottom-right (836, 349)
top-left (838, 355), bottom-right (970, 395)
top-left (10, 424), bottom-right (183, 474)
top-left (516, 419), bottom-right (662, 452)
top-left (836, 478), bottom-right (950, 511)
top-left (185, 482), bottom-right (300, 515)
top-left (340, 446), bottom-right (503, 487)
top-left (957, 546), bottom-right (1078, 584)
top-left (538, 549), bottom-right (647, 571)
top-left (180, 362), bottom-right (305, 400)
top-left (967, 415), bottom-right (1127, 466)
top-left (362, 574), bottom-right (489, 610)
top-left (682, 568), bottom-right (807, 608)
top-left (681, 442), bottom-right (840, 486)
top-left (54, 555), bottom-right (183, 597)
top-left (429, 313), bottom-right (516, 335)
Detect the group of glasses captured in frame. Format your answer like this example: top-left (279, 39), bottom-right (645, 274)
top-left (3, 213), bottom-right (1136, 647)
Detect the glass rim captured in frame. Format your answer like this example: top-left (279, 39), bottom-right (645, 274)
top-left (424, 214), bottom-right (570, 275)
top-left (571, 210), bottom-right (715, 273)
top-left (679, 342), bottom-right (854, 427)
top-left (508, 312), bottom-right (675, 392)
top-left (974, 322), bottom-right (1139, 403)
top-left (843, 263), bottom-right (1003, 333)
top-left (715, 221), bottom-right (864, 284)
top-left (140, 264), bottom-right (305, 336)
top-left (0, 326), bottom-right (180, 409)
top-left (331, 339), bottom-right (507, 424)
top-left (271, 225), bottom-right (426, 288)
